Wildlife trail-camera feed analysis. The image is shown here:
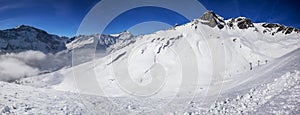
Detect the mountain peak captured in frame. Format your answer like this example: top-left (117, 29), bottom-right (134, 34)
top-left (15, 24), bottom-right (33, 28)
top-left (199, 11), bottom-right (226, 29)
top-left (199, 11), bottom-right (256, 30)
top-left (15, 25), bottom-right (38, 30)
top-left (227, 17), bottom-right (254, 29)
top-left (119, 30), bottom-right (132, 36)
top-left (0, 25), bottom-right (67, 53)
top-left (201, 11), bottom-right (220, 18)
top-left (11, 25), bottom-right (50, 35)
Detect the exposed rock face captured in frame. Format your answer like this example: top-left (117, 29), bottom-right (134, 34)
top-left (262, 23), bottom-right (299, 35)
top-left (226, 17), bottom-right (254, 29)
top-left (0, 25), bottom-right (67, 53)
top-left (236, 18), bottom-right (254, 29)
top-left (262, 23), bottom-right (281, 28)
top-left (200, 11), bottom-right (225, 29)
top-left (199, 11), bottom-right (299, 36)
top-left (227, 19), bottom-right (235, 28)
top-left (200, 12), bottom-right (254, 30)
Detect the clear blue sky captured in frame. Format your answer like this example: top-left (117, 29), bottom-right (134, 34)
top-left (0, 0), bottom-right (299, 37)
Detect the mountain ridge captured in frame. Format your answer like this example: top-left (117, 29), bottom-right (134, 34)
top-left (200, 11), bottom-right (300, 34)
top-left (0, 11), bottom-right (299, 54)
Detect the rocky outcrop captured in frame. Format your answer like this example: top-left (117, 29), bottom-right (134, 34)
top-left (200, 12), bottom-right (254, 30)
top-left (200, 11), bottom-right (226, 29)
top-left (262, 23), bottom-right (299, 35)
top-left (199, 11), bottom-right (299, 35)
top-left (226, 17), bottom-right (254, 29)
top-left (236, 18), bottom-right (254, 29)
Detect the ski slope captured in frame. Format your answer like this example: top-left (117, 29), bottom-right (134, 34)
top-left (1, 48), bottom-right (300, 114)
top-left (19, 15), bottom-right (300, 95)
top-left (2, 12), bottom-right (300, 114)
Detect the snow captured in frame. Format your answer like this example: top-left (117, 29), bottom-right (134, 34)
top-left (207, 70), bottom-right (300, 114)
top-left (1, 12), bottom-right (300, 114)
top-left (0, 81), bottom-right (87, 114)
top-left (1, 51), bottom-right (299, 114)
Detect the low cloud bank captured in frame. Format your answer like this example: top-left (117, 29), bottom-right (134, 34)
top-left (0, 51), bottom-right (71, 82)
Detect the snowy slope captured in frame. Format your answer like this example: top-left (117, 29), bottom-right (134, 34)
top-left (3, 11), bottom-right (300, 114)
top-left (0, 26), bottom-right (134, 82)
top-left (21, 12), bottom-right (300, 93)
top-left (2, 48), bottom-right (300, 114)
top-left (205, 48), bottom-right (300, 114)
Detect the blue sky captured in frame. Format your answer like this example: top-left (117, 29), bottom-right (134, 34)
top-left (0, 0), bottom-right (299, 37)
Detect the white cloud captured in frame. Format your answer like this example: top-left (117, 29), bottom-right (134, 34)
top-left (0, 50), bottom-right (71, 82)
top-left (0, 57), bottom-right (39, 82)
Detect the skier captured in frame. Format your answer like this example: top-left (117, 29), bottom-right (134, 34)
top-left (249, 62), bottom-right (253, 70)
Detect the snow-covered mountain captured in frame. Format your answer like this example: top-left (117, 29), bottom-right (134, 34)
top-left (0, 25), bottom-right (68, 54)
top-left (1, 11), bottom-right (300, 114)
top-left (0, 26), bottom-right (135, 82)
top-left (200, 11), bottom-right (299, 34)
top-left (23, 11), bottom-right (300, 90)
top-left (65, 31), bottom-right (135, 65)
top-left (0, 25), bottom-right (135, 54)
top-left (66, 31), bottom-right (134, 52)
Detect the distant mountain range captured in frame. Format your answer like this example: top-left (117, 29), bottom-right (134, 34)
top-left (0, 11), bottom-right (299, 55)
top-left (0, 25), bottom-right (135, 54)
